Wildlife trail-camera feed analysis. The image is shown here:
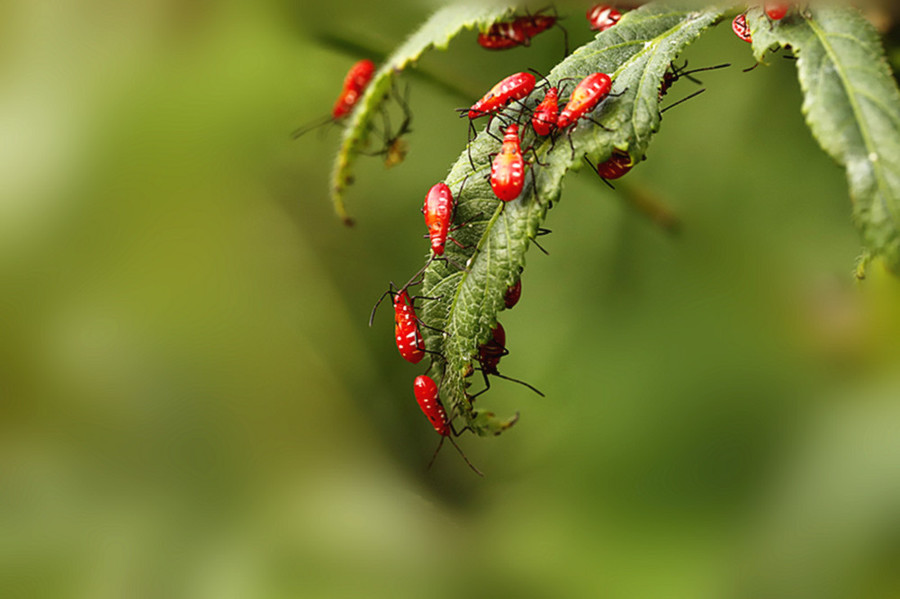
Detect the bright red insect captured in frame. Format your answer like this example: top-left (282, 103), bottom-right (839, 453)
top-left (765, 3), bottom-right (789, 20)
top-left (293, 58), bottom-right (376, 138)
top-left (531, 87), bottom-right (559, 136)
top-left (596, 149), bottom-right (635, 180)
top-left (732, 13), bottom-right (752, 43)
top-left (422, 183), bottom-right (456, 256)
top-left (557, 72), bottom-right (613, 129)
top-left (504, 279), bottom-right (522, 309)
top-left (393, 290), bottom-right (426, 364)
top-left (332, 59), bottom-right (376, 119)
top-left (414, 374), bottom-right (450, 435)
top-left (491, 124), bottom-right (526, 202)
top-left (413, 375), bottom-right (482, 475)
top-left (586, 5), bottom-right (622, 32)
top-left (467, 72), bottom-right (537, 120)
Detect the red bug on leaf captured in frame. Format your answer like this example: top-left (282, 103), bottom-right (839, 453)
top-left (504, 279), bottom-right (522, 309)
top-left (596, 149), bottom-right (635, 180)
top-left (469, 323), bottom-right (544, 399)
top-left (422, 183), bottom-right (456, 256)
top-left (370, 284), bottom-right (430, 365)
top-left (557, 72), bottom-right (613, 129)
top-left (531, 87), bottom-right (559, 136)
top-left (292, 59), bottom-right (376, 138)
top-left (464, 72), bottom-right (537, 120)
top-left (491, 124), bottom-right (528, 202)
top-left (392, 290), bottom-right (426, 364)
top-left (765, 2), bottom-right (789, 21)
top-left (586, 4), bottom-right (622, 32)
top-left (732, 13), bottom-right (752, 43)
top-left (413, 375), bottom-right (482, 475)
top-left (477, 12), bottom-right (564, 52)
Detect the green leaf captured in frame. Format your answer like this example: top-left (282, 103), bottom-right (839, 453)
top-left (749, 6), bottom-right (900, 270)
top-left (330, 3), bottom-right (515, 225)
top-left (419, 4), bottom-right (725, 436)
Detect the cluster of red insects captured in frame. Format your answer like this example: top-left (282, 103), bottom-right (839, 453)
top-left (304, 2), bottom-right (790, 474)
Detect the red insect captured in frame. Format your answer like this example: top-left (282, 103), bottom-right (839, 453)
top-left (586, 5), bottom-right (622, 32)
top-left (531, 87), bottom-right (559, 136)
top-left (765, 3), bottom-right (789, 20)
top-left (504, 279), bottom-right (522, 309)
top-left (466, 72), bottom-right (537, 120)
top-left (422, 183), bottom-right (456, 256)
top-left (293, 59), bottom-right (376, 138)
top-left (732, 13), bottom-right (752, 43)
top-left (469, 323), bottom-right (544, 399)
top-left (478, 14), bottom-right (556, 48)
top-left (557, 72), bottom-right (613, 129)
top-left (596, 149), bottom-right (635, 180)
top-left (491, 124), bottom-right (527, 202)
top-left (332, 59), bottom-right (376, 119)
top-left (393, 290), bottom-right (426, 364)
top-left (413, 375), bottom-right (482, 475)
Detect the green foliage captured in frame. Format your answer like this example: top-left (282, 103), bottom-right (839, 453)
top-left (749, 5), bottom-right (900, 270)
top-left (330, 3), bottom-right (515, 224)
top-left (420, 5), bottom-right (725, 435)
top-left (330, 2), bottom-right (900, 436)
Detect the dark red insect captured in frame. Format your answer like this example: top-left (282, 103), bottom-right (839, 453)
top-left (557, 72), bottom-right (613, 129)
top-left (531, 87), bottom-right (559, 136)
top-left (491, 124), bottom-right (526, 202)
top-left (293, 59), bottom-right (376, 138)
top-left (422, 183), bottom-right (456, 256)
top-left (479, 323), bottom-right (508, 375)
top-left (466, 72), bottom-right (537, 120)
top-left (393, 289), bottom-right (426, 364)
top-left (586, 4), bottom-right (622, 32)
top-left (469, 323), bottom-right (544, 399)
top-left (596, 149), bottom-right (635, 180)
top-left (413, 375), bottom-right (482, 475)
top-left (765, 3), bottom-right (789, 20)
top-left (732, 13), bottom-right (752, 43)
top-left (504, 279), bottom-right (522, 309)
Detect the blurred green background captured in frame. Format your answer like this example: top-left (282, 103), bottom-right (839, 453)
top-left (2, 1), bottom-right (900, 597)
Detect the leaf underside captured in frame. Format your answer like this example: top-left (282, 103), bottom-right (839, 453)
top-left (419, 4), bottom-right (725, 436)
top-left (749, 6), bottom-right (900, 270)
top-left (330, 3), bottom-right (516, 225)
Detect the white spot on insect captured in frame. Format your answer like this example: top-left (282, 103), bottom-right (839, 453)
top-left (869, 152), bottom-right (878, 163)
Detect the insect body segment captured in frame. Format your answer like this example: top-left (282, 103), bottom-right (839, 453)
top-left (557, 72), bottom-right (613, 129)
top-left (586, 5), bottom-right (622, 32)
top-left (467, 72), bottom-right (537, 120)
top-left (393, 290), bottom-right (426, 364)
top-left (491, 124), bottom-right (527, 202)
top-left (532, 87), bottom-right (559, 136)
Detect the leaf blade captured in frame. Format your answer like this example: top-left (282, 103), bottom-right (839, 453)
top-left (750, 6), bottom-right (900, 268)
